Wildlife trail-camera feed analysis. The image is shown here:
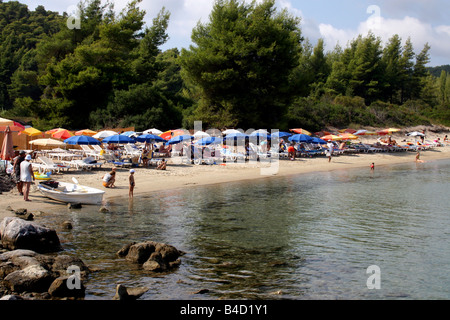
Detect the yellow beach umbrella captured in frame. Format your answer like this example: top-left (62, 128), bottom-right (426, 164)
top-left (75, 129), bottom-right (97, 136)
top-left (290, 128), bottom-right (312, 136)
top-left (321, 134), bottom-right (343, 141)
top-left (339, 133), bottom-right (359, 140)
top-left (19, 127), bottom-right (43, 137)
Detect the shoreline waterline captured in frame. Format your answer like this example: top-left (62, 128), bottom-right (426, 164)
top-left (1, 145), bottom-right (449, 217)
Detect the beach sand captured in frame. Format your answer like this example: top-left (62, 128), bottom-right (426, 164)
top-left (1, 132), bottom-right (449, 219)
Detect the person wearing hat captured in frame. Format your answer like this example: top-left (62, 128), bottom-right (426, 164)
top-left (129, 169), bottom-right (135, 199)
top-left (12, 150), bottom-right (26, 195)
top-left (20, 154), bottom-right (35, 201)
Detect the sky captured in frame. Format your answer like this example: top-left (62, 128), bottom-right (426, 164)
top-left (20, 0), bottom-right (450, 66)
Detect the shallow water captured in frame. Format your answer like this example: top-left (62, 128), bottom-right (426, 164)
top-left (38, 158), bottom-right (450, 300)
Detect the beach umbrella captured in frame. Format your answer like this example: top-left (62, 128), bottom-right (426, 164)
top-left (121, 131), bottom-right (139, 137)
top-left (143, 128), bottom-right (163, 135)
top-left (223, 132), bottom-right (249, 141)
top-left (321, 134), bottom-right (343, 141)
top-left (288, 134), bottom-right (313, 143)
top-left (0, 117), bottom-right (25, 132)
top-left (160, 129), bottom-right (188, 141)
top-left (339, 133), bottom-right (359, 140)
top-left (135, 134), bottom-right (166, 143)
top-left (222, 129), bottom-right (242, 135)
top-left (193, 131), bottom-right (210, 139)
top-left (29, 138), bottom-right (66, 147)
top-left (167, 135), bottom-right (194, 145)
top-left (311, 137), bottom-right (327, 144)
top-left (338, 128), bottom-right (357, 134)
top-left (48, 128), bottom-right (74, 140)
top-left (406, 131), bottom-right (425, 137)
top-left (314, 131), bottom-right (333, 137)
top-left (196, 136), bottom-right (223, 146)
top-left (290, 128), bottom-right (312, 136)
top-left (102, 135), bottom-right (135, 144)
top-left (19, 127), bottom-right (43, 137)
top-left (377, 128), bottom-right (400, 135)
top-left (64, 135), bottom-right (101, 145)
top-left (354, 129), bottom-right (377, 136)
top-left (1, 126), bottom-right (15, 160)
top-left (93, 130), bottom-right (118, 139)
top-left (270, 131), bottom-right (292, 139)
top-left (75, 129), bottom-right (97, 136)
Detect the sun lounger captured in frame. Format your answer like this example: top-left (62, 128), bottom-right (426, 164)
top-left (102, 153), bottom-right (133, 168)
top-left (220, 148), bottom-right (245, 162)
top-left (79, 145), bottom-right (101, 159)
top-left (62, 157), bottom-right (104, 170)
top-left (124, 144), bottom-right (141, 157)
top-left (37, 156), bottom-right (70, 174)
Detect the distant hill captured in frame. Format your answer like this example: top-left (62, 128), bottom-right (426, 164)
top-left (427, 65), bottom-right (450, 77)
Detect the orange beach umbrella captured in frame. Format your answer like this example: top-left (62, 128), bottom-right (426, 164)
top-left (321, 134), bottom-right (343, 141)
top-left (75, 129), bottom-right (97, 136)
top-left (290, 128), bottom-right (312, 136)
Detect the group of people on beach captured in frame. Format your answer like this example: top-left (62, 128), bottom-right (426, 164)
top-left (101, 159), bottom-right (167, 199)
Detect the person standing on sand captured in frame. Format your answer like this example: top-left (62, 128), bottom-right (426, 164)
top-left (20, 154), bottom-right (34, 201)
top-left (326, 142), bottom-right (333, 162)
top-left (12, 150), bottom-right (26, 195)
top-left (129, 169), bottom-right (135, 198)
top-left (371, 163), bottom-right (375, 171)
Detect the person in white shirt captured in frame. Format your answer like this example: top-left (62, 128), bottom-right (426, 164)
top-left (20, 154), bottom-right (34, 201)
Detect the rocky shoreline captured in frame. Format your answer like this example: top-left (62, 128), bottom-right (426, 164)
top-left (0, 215), bottom-right (184, 300)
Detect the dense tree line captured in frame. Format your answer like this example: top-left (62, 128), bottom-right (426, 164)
top-left (0, 0), bottom-right (449, 132)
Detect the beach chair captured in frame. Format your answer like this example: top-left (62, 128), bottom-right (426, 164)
top-left (124, 144), bottom-right (141, 157)
top-left (248, 143), bottom-right (270, 160)
top-left (102, 153), bottom-right (132, 168)
top-left (37, 156), bottom-right (70, 174)
top-left (80, 145), bottom-right (100, 159)
top-left (220, 148), bottom-right (245, 162)
top-left (62, 157), bottom-right (104, 170)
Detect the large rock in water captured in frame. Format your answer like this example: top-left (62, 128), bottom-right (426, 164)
top-left (117, 241), bottom-right (184, 272)
top-left (0, 217), bottom-right (62, 253)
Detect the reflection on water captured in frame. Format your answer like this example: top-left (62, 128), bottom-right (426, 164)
top-left (39, 159), bottom-right (450, 300)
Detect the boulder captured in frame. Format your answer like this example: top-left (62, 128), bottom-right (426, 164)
top-left (0, 217), bottom-right (62, 253)
top-left (48, 276), bottom-right (85, 298)
top-left (117, 241), bottom-right (184, 272)
top-left (112, 284), bottom-right (148, 300)
top-left (0, 249), bottom-right (89, 297)
top-left (3, 265), bottom-right (54, 293)
top-left (0, 295), bottom-right (25, 300)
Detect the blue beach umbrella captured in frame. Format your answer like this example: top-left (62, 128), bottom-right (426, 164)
top-left (196, 136), bottom-right (223, 146)
top-left (223, 132), bottom-right (249, 141)
top-left (136, 134), bottom-right (166, 143)
top-left (288, 134), bottom-right (313, 143)
top-left (64, 135), bottom-right (101, 145)
top-left (167, 135), bottom-right (194, 145)
top-left (102, 134), bottom-right (135, 144)
top-left (311, 137), bottom-right (327, 145)
top-left (270, 131), bottom-right (292, 139)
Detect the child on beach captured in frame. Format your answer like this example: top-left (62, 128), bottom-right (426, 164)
top-left (129, 169), bottom-right (135, 198)
top-left (370, 163), bottom-right (375, 170)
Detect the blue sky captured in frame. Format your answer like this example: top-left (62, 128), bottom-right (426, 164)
top-left (20, 0), bottom-right (450, 66)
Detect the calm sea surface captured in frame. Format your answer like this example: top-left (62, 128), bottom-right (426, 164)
top-left (38, 158), bottom-right (450, 300)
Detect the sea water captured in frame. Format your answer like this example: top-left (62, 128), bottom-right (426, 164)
top-left (38, 158), bottom-right (450, 300)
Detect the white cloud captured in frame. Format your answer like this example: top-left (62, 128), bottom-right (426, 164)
top-left (319, 15), bottom-right (450, 66)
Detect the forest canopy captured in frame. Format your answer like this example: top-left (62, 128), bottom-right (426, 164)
top-left (0, 0), bottom-right (449, 131)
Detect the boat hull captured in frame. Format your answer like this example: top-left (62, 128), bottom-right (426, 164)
top-left (37, 181), bottom-right (105, 205)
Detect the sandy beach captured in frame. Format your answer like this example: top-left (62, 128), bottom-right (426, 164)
top-left (1, 131), bottom-right (449, 219)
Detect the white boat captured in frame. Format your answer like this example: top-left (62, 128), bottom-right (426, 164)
top-left (37, 180), bottom-right (105, 205)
